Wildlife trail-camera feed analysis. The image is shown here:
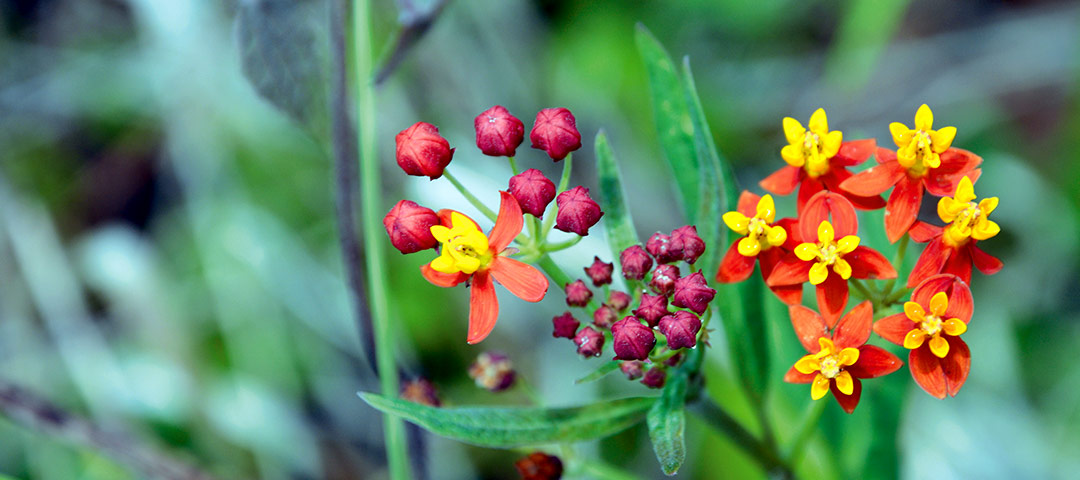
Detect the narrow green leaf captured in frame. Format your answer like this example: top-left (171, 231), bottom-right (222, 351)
top-left (679, 58), bottom-right (724, 278)
top-left (647, 372), bottom-right (687, 475)
top-left (575, 359), bottom-right (621, 384)
top-left (595, 131), bottom-right (641, 256)
top-left (635, 24), bottom-right (699, 220)
top-left (359, 393), bottom-right (654, 448)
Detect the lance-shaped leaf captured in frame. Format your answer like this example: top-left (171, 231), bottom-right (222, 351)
top-left (575, 360), bottom-right (621, 385)
top-left (595, 131), bottom-right (640, 256)
top-left (647, 371), bottom-right (688, 475)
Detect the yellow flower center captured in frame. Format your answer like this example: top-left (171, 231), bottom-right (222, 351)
top-left (722, 194), bottom-right (787, 257)
top-left (794, 337), bottom-right (860, 399)
top-left (902, 291), bottom-right (967, 358)
top-left (937, 176), bottom-right (1000, 247)
top-left (890, 104), bottom-right (957, 176)
top-left (780, 108), bottom-right (842, 179)
top-left (794, 221), bottom-right (860, 285)
top-left (429, 212), bottom-right (492, 275)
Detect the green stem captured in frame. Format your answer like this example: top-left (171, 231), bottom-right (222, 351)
top-left (442, 169), bottom-right (499, 222)
top-left (354, 0), bottom-right (410, 477)
top-left (883, 286), bottom-right (913, 306)
top-left (784, 398), bottom-right (827, 467)
top-left (689, 396), bottom-right (793, 479)
top-left (508, 156), bottom-right (520, 175)
top-left (537, 254), bottom-right (599, 311)
top-left (849, 279), bottom-right (875, 303)
top-left (543, 236), bottom-right (582, 253)
top-left (539, 154), bottom-right (573, 236)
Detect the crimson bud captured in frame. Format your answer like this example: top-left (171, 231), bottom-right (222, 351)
top-left (395, 122), bottom-right (453, 179)
top-left (508, 168), bottom-right (556, 218)
top-left (671, 225), bottom-right (706, 264)
top-left (646, 232), bottom-right (680, 264)
top-left (641, 367), bottom-right (667, 389)
top-left (574, 326), bottom-right (604, 357)
top-left (468, 352), bottom-right (516, 392)
top-left (551, 312), bottom-right (580, 339)
top-left (671, 272), bottom-right (716, 314)
top-left (633, 293), bottom-right (669, 327)
top-left (611, 317), bottom-right (656, 361)
top-left (608, 291), bottom-right (632, 312)
top-left (474, 105), bottom-right (524, 157)
top-left (530, 107), bottom-right (581, 161)
top-left (619, 245), bottom-right (654, 280)
top-left (649, 264), bottom-right (680, 296)
top-left (659, 311), bottom-right (701, 350)
top-left (515, 452), bottom-right (564, 480)
top-left (593, 305), bottom-right (617, 329)
top-left (620, 360), bottom-right (645, 380)
top-left (383, 200), bottom-right (439, 254)
top-left (554, 186), bottom-right (603, 236)
top-left (584, 256), bottom-right (614, 287)
top-left (564, 280), bottom-right (593, 307)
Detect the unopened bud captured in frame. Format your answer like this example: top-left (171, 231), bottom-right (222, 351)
top-left (574, 326), bottom-right (604, 357)
top-left (659, 311), bottom-right (701, 350)
top-left (619, 245), bottom-right (654, 280)
top-left (608, 291), bottom-right (632, 312)
top-left (508, 168), bottom-right (556, 218)
top-left (400, 378), bottom-right (441, 407)
top-left (646, 232), bottom-right (680, 264)
top-left (395, 122), bottom-right (453, 179)
top-left (633, 294), bottom-right (669, 327)
top-left (530, 107), bottom-right (582, 161)
top-left (611, 317), bottom-right (656, 361)
top-left (620, 360), bottom-right (645, 380)
top-left (551, 312), bottom-right (580, 339)
top-left (383, 200), bottom-right (439, 254)
top-left (564, 280), bottom-right (593, 307)
top-left (584, 256), bottom-right (614, 287)
top-left (671, 272), bottom-right (716, 314)
top-left (468, 352), bottom-right (516, 392)
top-left (474, 105), bottom-right (524, 157)
top-left (671, 225), bottom-right (706, 264)
top-left (649, 264), bottom-right (680, 296)
top-left (641, 367), bottom-right (667, 389)
top-left (555, 186), bottom-right (603, 236)
top-left (515, 452), bottom-right (564, 480)
top-left (592, 305), bottom-right (618, 329)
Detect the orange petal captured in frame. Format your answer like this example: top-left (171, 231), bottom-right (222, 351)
top-left (941, 243), bottom-right (974, 285)
top-left (846, 345), bottom-right (903, 379)
top-left (789, 304), bottom-right (829, 353)
top-left (884, 176), bottom-right (923, 244)
top-left (420, 263), bottom-right (469, 287)
top-left (908, 221), bottom-right (943, 243)
top-left (716, 241), bottom-right (757, 283)
top-left (907, 238), bottom-right (951, 288)
top-left (833, 139), bottom-right (876, 166)
top-left (766, 254), bottom-right (813, 287)
top-left (829, 376), bottom-right (862, 414)
top-left (912, 274), bottom-right (973, 324)
top-left (736, 190), bottom-right (762, 217)
top-left (941, 336), bottom-right (971, 397)
top-left (783, 364), bottom-right (816, 384)
top-left (815, 273), bottom-right (849, 329)
top-left (466, 271), bottom-right (499, 344)
top-left (925, 148), bottom-right (983, 197)
top-left (873, 313), bottom-right (916, 346)
top-left (489, 256), bottom-right (548, 302)
top-left (760, 166), bottom-right (802, 196)
top-left (971, 243), bottom-right (1003, 276)
top-left (795, 177), bottom-right (825, 216)
top-left (760, 248), bottom-right (803, 305)
top-left (846, 246), bottom-right (898, 280)
top-left (839, 161), bottom-right (904, 197)
top-left (908, 345), bottom-right (947, 399)
top-left (436, 209), bottom-right (480, 230)
top-left (799, 191), bottom-right (859, 241)
top-left (832, 301), bottom-right (872, 349)
top-left (487, 191), bottom-right (523, 253)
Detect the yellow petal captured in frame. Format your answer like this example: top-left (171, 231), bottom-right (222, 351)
top-left (904, 302), bottom-right (926, 322)
top-left (757, 195), bottom-right (777, 223)
top-left (453, 252), bottom-right (481, 274)
top-left (811, 374), bottom-right (830, 400)
top-left (838, 347), bottom-right (860, 367)
top-left (809, 262), bottom-right (830, 285)
top-left (937, 197), bottom-right (963, 223)
top-left (931, 126), bottom-right (957, 153)
top-left (834, 371), bottom-right (854, 395)
top-left (979, 197), bottom-right (999, 216)
top-left (738, 236), bottom-right (761, 257)
top-left (430, 252), bottom-right (457, 273)
top-left (723, 211), bottom-right (751, 235)
top-left (890, 122), bottom-right (913, 147)
top-left (896, 142), bottom-right (918, 169)
top-left (430, 225), bottom-right (452, 243)
top-left (781, 144), bottom-right (805, 167)
top-left (915, 104), bottom-right (934, 131)
top-left (822, 130), bottom-right (843, 158)
top-left (795, 355), bottom-right (821, 374)
top-left (462, 231), bottom-right (490, 255)
top-left (971, 219), bottom-right (1000, 241)
top-left (929, 334), bottom-right (950, 358)
top-left (450, 212), bottom-right (472, 229)
top-left (833, 259), bottom-right (852, 280)
top-left (904, 329), bottom-right (927, 349)
top-left (817, 221), bottom-right (834, 245)
top-left (795, 243), bottom-right (820, 261)
top-left (836, 235), bottom-right (860, 254)
top-left (766, 225), bottom-right (787, 247)
top-left (929, 291), bottom-right (949, 316)
top-left (954, 176), bottom-right (976, 203)
top-left (943, 318), bottom-right (967, 336)
top-left (817, 337), bottom-right (836, 355)
top-left (808, 108), bottom-right (829, 134)
top-left (783, 117), bottom-right (806, 145)
top-left (925, 151), bottom-right (941, 169)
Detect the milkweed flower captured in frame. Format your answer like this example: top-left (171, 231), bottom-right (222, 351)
top-left (839, 105), bottom-right (983, 243)
top-left (784, 302), bottom-right (903, 413)
top-left (420, 191), bottom-right (549, 344)
top-left (907, 176), bottom-right (1002, 287)
top-left (760, 108), bottom-right (884, 212)
top-left (873, 274), bottom-right (973, 398)
top-left (716, 191), bottom-right (801, 305)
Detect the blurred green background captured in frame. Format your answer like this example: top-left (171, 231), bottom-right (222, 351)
top-left (1, 0), bottom-right (1078, 478)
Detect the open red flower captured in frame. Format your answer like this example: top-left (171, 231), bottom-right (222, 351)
top-left (784, 301), bottom-right (903, 413)
top-left (760, 108), bottom-right (884, 213)
top-left (907, 176), bottom-right (1002, 287)
top-left (420, 192), bottom-right (549, 344)
top-left (767, 192), bottom-right (896, 326)
top-left (874, 274), bottom-right (973, 398)
top-left (716, 191), bottom-right (801, 305)
top-left (839, 105), bottom-right (983, 243)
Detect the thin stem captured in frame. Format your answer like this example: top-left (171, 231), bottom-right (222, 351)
top-left (883, 286), bottom-right (913, 306)
top-left (784, 398), bottom-right (827, 467)
top-left (539, 154), bottom-right (573, 236)
top-left (689, 396), bottom-right (794, 479)
top-left (354, 0), bottom-right (411, 477)
top-left (543, 236), bottom-right (582, 253)
top-left (850, 278), bottom-right (875, 303)
top-left (508, 156), bottom-right (520, 175)
top-left (537, 254), bottom-right (599, 311)
top-left (442, 169), bottom-right (498, 222)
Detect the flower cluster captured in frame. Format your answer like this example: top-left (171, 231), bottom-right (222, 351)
top-left (721, 106), bottom-right (1002, 410)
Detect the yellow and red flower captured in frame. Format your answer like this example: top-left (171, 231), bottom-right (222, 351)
top-left (840, 105), bottom-right (983, 243)
top-left (760, 108), bottom-right (885, 213)
top-left (906, 176), bottom-right (1002, 288)
top-left (873, 274), bottom-right (973, 398)
top-left (784, 301), bottom-right (903, 413)
top-left (420, 191), bottom-right (549, 344)
top-left (716, 191), bottom-right (801, 305)
top-left (767, 192), bottom-right (897, 326)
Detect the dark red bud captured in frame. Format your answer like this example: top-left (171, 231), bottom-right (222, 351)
top-left (395, 122), bottom-right (453, 179)
top-left (649, 264), bottom-right (681, 296)
top-left (620, 360), bottom-right (645, 380)
top-left (608, 291), bottom-right (632, 312)
top-left (573, 326), bottom-right (604, 357)
top-left (468, 352), bottom-right (516, 392)
top-left (555, 186), bottom-right (603, 236)
top-left (515, 452), bottom-right (564, 480)
top-left (659, 311), bottom-right (701, 350)
top-left (564, 280), bottom-right (593, 307)
top-left (664, 352), bottom-right (685, 367)
top-left (641, 367), bottom-right (667, 389)
top-left (400, 378), bottom-right (441, 407)
top-left (671, 272), bottom-right (717, 314)
top-left (383, 200), bottom-right (439, 254)
top-left (584, 256), bottom-right (614, 287)
top-left (611, 317), bottom-right (656, 361)
top-left (592, 305), bottom-right (618, 329)
top-left (551, 312), bottom-right (580, 339)
top-left (530, 107), bottom-right (582, 161)
top-left (671, 225), bottom-right (706, 264)
top-left (508, 168), bottom-right (556, 218)
top-left (633, 294), bottom-right (669, 327)
top-left (474, 105), bottom-right (524, 157)
top-left (619, 245), bottom-right (654, 280)
top-left (646, 232), bottom-right (680, 264)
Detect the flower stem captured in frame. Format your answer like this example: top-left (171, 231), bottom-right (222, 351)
top-left (442, 169), bottom-right (499, 223)
top-left (537, 254), bottom-right (599, 311)
top-left (542, 236), bottom-right (582, 253)
top-left (508, 155), bottom-right (520, 175)
top-left (850, 278), bottom-right (875, 303)
top-left (539, 154), bottom-right (573, 236)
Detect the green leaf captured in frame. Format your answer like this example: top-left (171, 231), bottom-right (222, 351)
top-left (595, 131), bottom-right (641, 256)
top-left (359, 393), bottom-right (654, 448)
top-left (635, 24), bottom-right (699, 221)
top-left (679, 58), bottom-right (725, 277)
top-left (575, 359), bottom-right (621, 384)
top-left (647, 372), bottom-right (687, 475)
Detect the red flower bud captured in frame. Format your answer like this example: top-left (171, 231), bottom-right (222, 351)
top-left (671, 225), bottom-right (706, 264)
top-left (383, 200), bottom-right (439, 254)
top-left (619, 245), bottom-right (654, 280)
top-left (664, 352), bottom-right (685, 367)
top-left (646, 232), bottom-right (680, 264)
top-left (633, 293), bottom-right (669, 327)
top-left (641, 367), bottom-right (666, 389)
top-left (611, 317), bottom-right (656, 361)
top-left (530, 107), bottom-right (582, 161)
top-left (573, 326), bottom-right (604, 357)
top-left (564, 280), bottom-right (593, 307)
top-left (620, 360), bottom-right (645, 380)
top-left (592, 305), bottom-right (618, 329)
top-left (671, 272), bottom-right (716, 314)
top-left (400, 378), bottom-right (441, 407)
top-left (508, 168), bottom-right (556, 218)
top-left (551, 312), bottom-right (580, 339)
top-left (584, 256), bottom-right (614, 286)
top-left (608, 291), bottom-right (632, 312)
top-left (649, 264), bottom-right (681, 296)
top-left (395, 122), bottom-right (453, 179)
top-left (468, 352), bottom-right (516, 392)
top-left (474, 105), bottom-right (524, 157)
top-left (659, 311), bottom-right (701, 350)
top-left (554, 186), bottom-right (603, 236)
top-left (515, 452), bottom-right (564, 480)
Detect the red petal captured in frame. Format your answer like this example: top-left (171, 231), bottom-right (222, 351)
top-left (912, 274), bottom-right (973, 324)
top-left (832, 301), bottom-right (872, 349)
top-left (833, 139), bottom-right (876, 166)
top-left (925, 148), bottom-right (983, 196)
top-left (799, 191), bottom-right (859, 240)
top-left (420, 263), bottom-right (469, 287)
top-left (489, 256), bottom-right (548, 302)
top-left (941, 336), bottom-right (971, 397)
top-left (942, 243), bottom-right (974, 285)
top-left (736, 191), bottom-right (761, 217)
top-left (760, 166), bottom-right (802, 196)
top-left (907, 238), bottom-right (951, 288)
top-left (885, 175), bottom-right (923, 244)
top-left (839, 161), bottom-right (904, 197)
top-left (761, 248), bottom-right (802, 304)
top-left (875, 147), bottom-right (898, 165)
top-left (784, 365), bottom-right (815, 384)
top-left (830, 377), bottom-right (862, 414)
top-left (796, 177), bottom-right (825, 214)
top-left (847, 246), bottom-right (898, 280)
top-left (488, 191), bottom-right (523, 252)
top-left (436, 209), bottom-right (480, 230)
top-left (971, 243), bottom-right (1003, 275)
top-left (816, 273), bottom-right (849, 329)
top-left (466, 272), bottom-right (499, 344)
top-left (716, 241), bottom-right (756, 283)
top-left (790, 304), bottom-right (828, 352)
top-left (774, 217), bottom-right (803, 248)
top-left (766, 255), bottom-right (811, 287)
top-left (908, 222), bottom-right (943, 243)
top-left (873, 313), bottom-right (915, 346)
top-left (770, 284), bottom-right (804, 307)
top-left (821, 169), bottom-right (886, 211)
top-left (909, 345), bottom-right (947, 399)
top-left (848, 345), bottom-right (903, 379)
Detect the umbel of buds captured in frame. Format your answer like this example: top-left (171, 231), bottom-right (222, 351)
top-left (383, 200), bottom-right (439, 254)
top-left (395, 122), bottom-right (454, 179)
top-left (474, 105), bottom-right (524, 157)
top-left (671, 225), bottom-right (706, 264)
top-left (555, 186), bottom-right (603, 236)
top-left (672, 272), bottom-right (717, 314)
top-left (508, 169), bottom-right (556, 218)
top-left (620, 245), bottom-right (654, 280)
top-left (611, 317), bottom-right (656, 361)
top-left (564, 280), bottom-right (593, 307)
top-left (574, 326), bottom-right (604, 357)
top-left (650, 264), bottom-right (680, 296)
top-left (633, 294), bottom-right (669, 327)
top-left (608, 291), bottom-right (632, 311)
top-left (468, 352), bottom-right (516, 392)
top-left (551, 312), bottom-right (579, 339)
top-left (530, 107), bottom-right (582, 161)
top-left (584, 257), bottom-right (614, 286)
top-left (659, 311), bottom-right (702, 350)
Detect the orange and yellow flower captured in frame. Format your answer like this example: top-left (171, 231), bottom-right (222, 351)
top-left (716, 191), bottom-right (802, 305)
top-left (906, 176), bottom-right (1002, 287)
